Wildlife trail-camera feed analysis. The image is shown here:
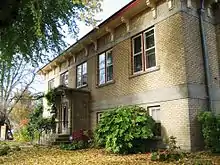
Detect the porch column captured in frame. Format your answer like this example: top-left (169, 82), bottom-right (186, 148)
top-left (67, 106), bottom-right (71, 134)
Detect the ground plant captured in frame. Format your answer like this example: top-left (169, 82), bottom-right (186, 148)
top-left (60, 129), bottom-right (92, 150)
top-left (198, 111), bottom-right (220, 153)
top-left (151, 136), bottom-right (185, 162)
top-left (95, 106), bottom-right (156, 154)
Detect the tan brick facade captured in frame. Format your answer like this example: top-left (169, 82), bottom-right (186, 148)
top-left (40, 0), bottom-right (220, 151)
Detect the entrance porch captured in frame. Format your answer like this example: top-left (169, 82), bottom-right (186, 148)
top-left (52, 85), bottom-right (90, 143)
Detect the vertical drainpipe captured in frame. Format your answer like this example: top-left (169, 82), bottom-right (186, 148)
top-left (198, 0), bottom-right (213, 111)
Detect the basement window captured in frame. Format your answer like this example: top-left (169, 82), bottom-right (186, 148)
top-left (148, 106), bottom-right (161, 122)
top-left (148, 106), bottom-right (161, 137)
top-left (97, 112), bottom-right (103, 123)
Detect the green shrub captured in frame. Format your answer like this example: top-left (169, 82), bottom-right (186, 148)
top-left (151, 136), bottom-right (185, 162)
top-left (198, 111), bottom-right (220, 153)
top-left (14, 126), bottom-right (32, 142)
top-left (95, 106), bottom-right (156, 154)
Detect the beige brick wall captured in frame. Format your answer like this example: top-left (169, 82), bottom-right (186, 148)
top-left (89, 13), bottom-right (189, 102)
top-left (182, 13), bottom-right (205, 85)
top-left (42, 1), bottom-right (220, 151)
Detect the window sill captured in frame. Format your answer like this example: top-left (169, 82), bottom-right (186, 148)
top-left (76, 84), bottom-right (88, 89)
top-left (96, 80), bottom-right (115, 88)
top-left (129, 66), bottom-right (160, 79)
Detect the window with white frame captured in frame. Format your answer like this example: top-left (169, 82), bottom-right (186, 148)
top-left (132, 27), bottom-right (156, 73)
top-left (60, 71), bottom-right (68, 86)
top-left (76, 62), bottom-right (87, 88)
top-left (97, 112), bottom-right (103, 123)
top-left (98, 49), bottom-right (113, 85)
top-left (148, 106), bottom-right (161, 122)
top-left (48, 79), bottom-right (55, 91)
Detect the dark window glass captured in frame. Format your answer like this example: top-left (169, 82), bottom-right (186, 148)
top-left (107, 65), bottom-right (113, 82)
top-left (98, 50), bottom-right (113, 85)
top-left (146, 48), bottom-right (156, 68)
top-left (60, 72), bottom-right (68, 86)
top-left (145, 32), bottom-right (155, 49)
top-left (134, 36), bottom-right (142, 54)
top-left (134, 54), bottom-right (142, 72)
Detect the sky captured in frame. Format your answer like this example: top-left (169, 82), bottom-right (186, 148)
top-left (65, 0), bottom-right (132, 45)
top-left (33, 0), bottom-right (132, 93)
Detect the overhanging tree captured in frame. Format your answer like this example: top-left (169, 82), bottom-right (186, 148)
top-left (0, 0), bottom-right (102, 64)
top-left (0, 55), bottom-right (36, 130)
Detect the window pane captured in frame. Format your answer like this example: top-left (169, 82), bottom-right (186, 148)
top-left (134, 54), bottom-right (142, 72)
top-left (64, 72), bottom-right (68, 86)
top-left (60, 74), bottom-right (66, 85)
top-left (107, 65), bottom-right (113, 81)
top-left (77, 65), bottom-right (82, 76)
top-left (82, 62), bottom-right (87, 74)
top-left (146, 48), bottom-right (156, 68)
top-left (133, 36), bottom-right (142, 54)
top-left (82, 73), bottom-right (87, 85)
top-left (99, 69), bottom-right (105, 85)
top-left (99, 53), bottom-right (105, 69)
top-left (77, 65), bottom-right (82, 87)
top-left (107, 51), bottom-right (113, 66)
top-left (145, 29), bottom-right (154, 36)
top-left (77, 77), bottom-right (82, 87)
top-left (145, 34), bottom-right (155, 49)
top-left (48, 79), bottom-right (54, 90)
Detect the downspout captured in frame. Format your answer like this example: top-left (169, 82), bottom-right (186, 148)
top-left (198, 0), bottom-right (213, 111)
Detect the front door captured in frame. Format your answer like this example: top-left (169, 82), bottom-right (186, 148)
top-left (59, 102), bottom-right (69, 134)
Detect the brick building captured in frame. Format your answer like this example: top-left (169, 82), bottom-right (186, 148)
top-left (38, 0), bottom-right (220, 150)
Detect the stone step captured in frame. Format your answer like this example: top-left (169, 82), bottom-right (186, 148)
top-left (53, 134), bottom-right (71, 145)
top-left (52, 141), bottom-right (71, 145)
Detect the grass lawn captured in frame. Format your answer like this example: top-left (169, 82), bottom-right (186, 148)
top-left (0, 146), bottom-right (220, 165)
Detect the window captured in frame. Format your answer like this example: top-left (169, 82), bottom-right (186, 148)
top-left (60, 71), bottom-right (68, 86)
top-left (48, 79), bottom-right (54, 91)
top-left (98, 49), bottom-right (113, 85)
top-left (132, 28), bottom-right (156, 73)
top-left (148, 106), bottom-right (161, 122)
top-left (97, 112), bottom-right (103, 123)
top-left (76, 62), bottom-right (87, 88)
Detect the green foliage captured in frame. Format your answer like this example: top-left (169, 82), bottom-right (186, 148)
top-left (45, 89), bottom-right (56, 106)
top-left (0, 0), bottom-right (102, 65)
top-left (25, 104), bottom-right (55, 142)
top-left (151, 136), bottom-right (185, 162)
top-left (198, 111), bottom-right (220, 153)
top-left (13, 126), bottom-right (33, 142)
top-left (60, 140), bottom-right (89, 151)
top-left (95, 106), bottom-right (156, 154)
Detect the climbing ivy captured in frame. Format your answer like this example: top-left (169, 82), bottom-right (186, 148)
top-left (45, 89), bottom-right (56, 106)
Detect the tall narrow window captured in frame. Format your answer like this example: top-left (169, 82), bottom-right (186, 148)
top-left (132, 35), bottom-right (143, 73)
top-left (98, 49), bottom-right (113, 85)
top-left (145, 29), bottom-right (155, 68)
top-left (132, 27), bottom-right (156, 74)
top-left (77, 62), bottom-right (87, 88)
top-left (48, 79), bottom-right (54, 91)
top-left (60, 71), bottom-right (68, 86)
